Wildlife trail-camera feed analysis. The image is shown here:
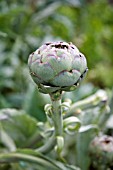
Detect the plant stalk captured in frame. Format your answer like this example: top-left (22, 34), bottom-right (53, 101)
top-left (36, 92), bottom-right (63, 154)
top-left (50, 92), bottom-right (63, 137)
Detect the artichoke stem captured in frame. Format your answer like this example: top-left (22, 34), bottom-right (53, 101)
top-left (50, 92), bottom-right (63, 137)
top-left (36, 92), bottom-right (63, 154)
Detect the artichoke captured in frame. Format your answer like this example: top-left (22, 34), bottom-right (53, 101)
top-left (28, 41), bottom-right (88, 93)
top-left (89, 135), bottom-right (113, 170)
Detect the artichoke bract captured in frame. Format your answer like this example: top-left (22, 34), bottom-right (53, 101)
top-left (90, 135), bottom-right (113, 170)
top-left (28, 41), bottom-right (88, 93)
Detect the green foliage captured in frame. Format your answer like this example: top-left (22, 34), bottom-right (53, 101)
top-left (0, 109), bottom-right (39, 148)
top-left (0, 88), bottom-right (113, 169)
top-left (0, 108), bottom-right (81, 170)
top-left (0, 0), bottom-right (113, 110)
top-left (76, 126), bottom-right (98, 170)
top-left (23, 85), bottom-right (50, 121)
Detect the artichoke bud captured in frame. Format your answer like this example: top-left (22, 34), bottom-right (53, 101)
top-left (89, 135), bottom-right (113, 169)
top-left (28, 41), bottom-right (88, 94)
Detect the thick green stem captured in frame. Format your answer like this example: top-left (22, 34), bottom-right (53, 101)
top-left (36, 92), bottom-right (63, 154)
top-left (50, 93), bottom-right (63, 137)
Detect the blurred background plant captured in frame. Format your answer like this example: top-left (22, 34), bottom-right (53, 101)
top-left (0, 0), bottom-right (113, 170)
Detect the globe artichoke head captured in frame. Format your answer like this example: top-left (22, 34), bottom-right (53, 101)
top-left (90, 135), bottom-right (113, 169)
top-left (28, 41), bottom-right (88, 93)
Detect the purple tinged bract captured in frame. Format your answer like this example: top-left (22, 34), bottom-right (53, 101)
top-left (28, 41), bottom-right (88, 91)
